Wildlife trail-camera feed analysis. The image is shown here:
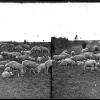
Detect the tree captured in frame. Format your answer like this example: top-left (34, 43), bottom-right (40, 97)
top-left (75, 35), bottom-right (78, 40)
top-left (82, 42), bottom-right (87, 49)
top-left (24, 39), bottom-right (28, 44)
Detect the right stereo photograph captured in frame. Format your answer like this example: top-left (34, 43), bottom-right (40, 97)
top-left (51, 37), bottom-right (100, 99)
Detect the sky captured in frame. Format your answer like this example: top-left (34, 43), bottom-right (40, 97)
top-left (0, 3), bottom-right (100, 42)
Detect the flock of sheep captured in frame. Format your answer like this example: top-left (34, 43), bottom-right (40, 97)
top-left (2, 41), bottom-right (100, 78)
top-left (0, 44), bottom-right (52, 78)
top-left (52, 43), bottom-right (100, 73)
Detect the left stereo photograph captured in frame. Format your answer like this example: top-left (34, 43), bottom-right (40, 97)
top-left (0, 3), bottom-right (52, 99)
top-left (0, 41), bottom-right (51, 99)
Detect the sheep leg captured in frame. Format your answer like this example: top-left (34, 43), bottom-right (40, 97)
top-left (32, 69), bottom-right (36, 74)
top-left (30, 68), bottom-right (35, 74)
top-left (18, 72), bottom-right (20, 77)
top-left (37, 67), bottom-right (41, 73)
top-left (46, 67), bottom-right (49, 75)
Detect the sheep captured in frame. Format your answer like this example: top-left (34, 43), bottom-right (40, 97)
top-left (21, 44), bottom-right (30, 50)
top-left (60, 58), bottom-right (76, 68)
top-left (0, 45), bottom-right (8, 51)
top-left (71, 54), bottom-right (85, 62)
top-left (71, 50), bottom-right (75, 56)
top-left (36, 63), bottom-right (46, 74)
top-left (40, 46), bottom-right (50, 55)
top-left (9, 52), bottom-right (21, 57)
top-left (81, 48), bottom-right (89, 53)
top-left (0, 64), bottom-right (5, 69)
top-left (7, 44), bottom-right (14, 51)
top-left (60, 52), bottom-right (70, 58)
top-left (0, 60), bottom-right (10, 65)
top-left (61, 50), bottom-right (68, 54)
top-left (31, 46), bottom-right (41, 51)
top-left (53, 54), bottom-right (69, 61)
top-left (22, 60), bottom-right (39, 74)
top-left (60, 52), bottom-right (68, 55)
top-left (21, 50), bottom-right (31, 55)
top-left (1, 71), bottom-right (13, 78)
top-left (45, 59), bottom-right (54, 74)
top-left (83, 60), bottom-right (97, 71)
top-left (44, 56), bottom-right (51, 61)
top-left (14, 45), bottom-right (23, 52)
top-left (57, 60), bottom-right (63, 64)
top-left (5, 61), bottom-right (25, 77)
top-left (15, 54), bottom-right (30, 63)
top-left (28, 56), bottom-right (35, 61)
top-left (93, 53), bottom-right (100, 61)
top-left (37, 56), bottom-right (45, 63)
top-left (30, 46), bottom-right (42, 57)
top-left (82, 52), bottom-right (93, 60)
top-left (31, 46), bottom-right (41, 54)
top-left (96, 62), bottom-right (100, 69)
top-left (1, 51), bottom-right (9, 59)
top-left (4, 67), bottom-right (11, 72)
top-left (77, 61), bottom-right (85, 66)
top-left (53, 55), bottom-right (60, 61)
top-left (1, 51), bottom-right (21, 60)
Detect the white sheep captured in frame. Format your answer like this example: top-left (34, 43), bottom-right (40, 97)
top-left (96, 62), bottom-right (100, 69)
top-left (9, 52), bottom-right (21, 57)
top-left (60, 58), bottom-right (76, 67)
top-left (53, 54), bottom-right (69, 61)
top-left (22, 60), bottom-right (39, 74)
top-left (40, 46), bottom-right (50, 55)
top-left (83, 60), bottom-right (97, 71)
top-left (45, 59), bottom-right (54, 74)
top-left (15, 54), bottom-right (29, 62)
top-left (61, 50), bottom-right (68, 54)
top-left (37, 56), bottom-right (45, 63)
top-left (1, 71), bottom-right (13, 78)
top-left (28, 56), bottom-right (35, 61)
top-left (21, 50), bottom-right (31, 55)
top-left (77, 61), bottom-right (85, 66)
top-left (71, 54), bottom-right (85, 61)
top-left (60, 52), bottom-right (70, 58)
top-left (93, 53), bottom-right (100, 61)
top-left (0, 60), bottom-right (10, 65)
top-left (81, 48), bottom-right (89, 53)
top-left (71, 50), bottom-right (75, 56)
top-left (4, 67), bottom-right (11, 72)
top-left (37, 63), bottom-right (46, 73)
top-left (5, 61), bottom-right (25, 77)
top-left (0, 64), bottom-right (5, 69)
top-left (82, 52), bottom-right (93, 60)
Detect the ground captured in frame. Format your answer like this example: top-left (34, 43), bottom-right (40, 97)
top-left (0, 42), bottom-right (50, 99)
top-left (52, 43), bottom-right (100, 99)
top-left (0, 72), bottom-right (50, 99)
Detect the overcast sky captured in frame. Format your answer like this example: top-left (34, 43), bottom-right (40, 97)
top-left (0, 3), bottom-right (100, 42)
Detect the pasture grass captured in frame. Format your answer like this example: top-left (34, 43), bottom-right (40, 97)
top-left (0, 41), bottom-right (51, 99)
top-left (0, 68), bottom-right (50, 99)
top-left (52, 43), bottom-right (100, 99)
top-left (53, 62), bottom-right (100, 99)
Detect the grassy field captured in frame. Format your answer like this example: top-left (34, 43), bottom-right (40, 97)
top-left (0, 72), bottom-right (50, 99)
top-left (52, 42), bottom-right (100, 99)
top-left (0, 42), bottom-right (51, 99)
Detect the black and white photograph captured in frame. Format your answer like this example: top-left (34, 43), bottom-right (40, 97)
top-left (0, 3), bottom-right (51, 99)
top-left (1, 2), bottom-right (100, 99)
top-left (52, 3), bottom-right (100, 99)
